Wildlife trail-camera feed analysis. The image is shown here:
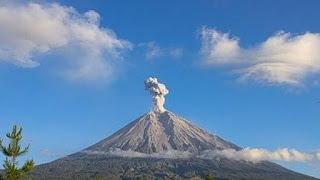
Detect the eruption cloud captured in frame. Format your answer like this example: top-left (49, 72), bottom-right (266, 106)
top-left (144, 77), bottom-right (169, 113)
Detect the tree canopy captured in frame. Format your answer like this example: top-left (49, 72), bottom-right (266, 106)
top-left (0, 125), bottom-right (34, 180)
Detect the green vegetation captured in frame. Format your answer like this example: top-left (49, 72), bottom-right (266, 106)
top-left (205, 173), bottom-right (215, 180)
top-left (0, 125), bottom-right (34, 180)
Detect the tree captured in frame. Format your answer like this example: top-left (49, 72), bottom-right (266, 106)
top-left (0, 125), bottom-right (34, 180)
top-left (205, 173), bottom-right (215, 180)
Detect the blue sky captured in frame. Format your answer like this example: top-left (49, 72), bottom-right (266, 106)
top-left (0, 0), bottom-right (320, 178)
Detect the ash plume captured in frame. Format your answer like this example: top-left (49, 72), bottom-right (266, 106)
top-left (144, 77), bottom-right (169, 113)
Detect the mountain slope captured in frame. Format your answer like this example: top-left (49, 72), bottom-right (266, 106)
top-left (86, 111), bottom-right (239, 154)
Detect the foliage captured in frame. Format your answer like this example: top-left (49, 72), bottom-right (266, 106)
top-left (0, 125), bottom-right (34, 180)
top-left (205, 172), bottom-right (215, 180)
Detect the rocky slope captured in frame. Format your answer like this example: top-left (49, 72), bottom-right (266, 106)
top-left (86, 111), bottom-right (239, 154)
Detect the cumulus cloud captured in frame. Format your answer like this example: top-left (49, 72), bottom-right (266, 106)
top-left (0, 2), bottom-right (132, 82)
top-left (139, 41), bottom-right (183, 60)
top-left (84, 148), bottom-right (320, 163)
top-left (199, 27), bottom-right (320, 86)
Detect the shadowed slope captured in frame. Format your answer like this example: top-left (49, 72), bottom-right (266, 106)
top-left (29, 153), bottom-right (318, 180)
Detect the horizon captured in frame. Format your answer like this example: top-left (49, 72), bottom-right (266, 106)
top-left (0, 0), bottom-right (319, 179)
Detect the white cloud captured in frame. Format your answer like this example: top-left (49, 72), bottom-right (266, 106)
top-left (316, 150), bottom-right (320, 160)
top-left (200, 28), bottom-right (241, 65)
top-left (83, 149), bottom-right (193, 159)
top-left (139, 41), bottom-right (183, 60)
top-left (199, 27), bottom-right (320, 86)
top-left (83, 148), bottom-right (320, 163)
top-left (40, 148), bottom-right (51, 157)
top-left (142, 42), bottom-right (162, 59)
top-left (200, 148), bottom-right (315, 163)
top-left (168, 48), bottom-right (184, 58)
top-left (0, 2), bottom-right (132, 82)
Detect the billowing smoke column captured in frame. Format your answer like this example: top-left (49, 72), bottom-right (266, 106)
top-left (144, 77), bottom-right (169, 113)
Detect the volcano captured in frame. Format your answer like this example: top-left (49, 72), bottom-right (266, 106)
top-left (28, 78), bottom-right (318, 180)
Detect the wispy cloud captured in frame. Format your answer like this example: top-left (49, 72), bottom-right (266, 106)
top-left (0, 2), bottom-right (132, 82)
top-left (139, 41), bottom-right (183, 60)
top-left (168, 48), bottom-right (184, 58)
top-left (141, 42), bottom-right (162, 59)
top-left (83, 148), bottom-right (320, 163)
top-left (199, 27), bottom-right (320, 86)
top-left (83, 149), bottom-right (193, 159)
top-left (200, 148), bottom-right (319, 163)
top-left (40, 148), bottom-right (52, 157)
